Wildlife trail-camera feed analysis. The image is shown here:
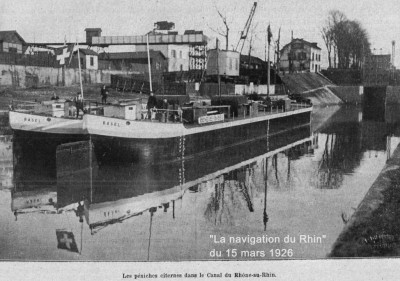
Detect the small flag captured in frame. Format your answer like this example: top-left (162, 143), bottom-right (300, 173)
top-left (267, 25), bottom-right (272, 45)
top-left (56, 229), bottom-right (79, 253)
top-left (55, 44), bottom-right (74, 67)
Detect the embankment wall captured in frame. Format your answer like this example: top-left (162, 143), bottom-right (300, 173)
top-left (302, 87), bottom-right (342, 106)
top-left (328, 86), bottom-right (363, 104)
top-left (0, 64), bottom-right (135, 88)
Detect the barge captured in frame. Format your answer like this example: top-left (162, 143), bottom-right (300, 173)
top-left (9, 95), bottom-right (312, 164)
top-left (83, 96), bottom-right (312, 164)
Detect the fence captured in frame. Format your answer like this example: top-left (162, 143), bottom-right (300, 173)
top-left (0, 52), bottom-right (57, 68)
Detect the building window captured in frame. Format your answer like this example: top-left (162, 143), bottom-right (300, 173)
top-left (80, 57), bottom-right (84, 66)
top-left (90, 57), bottom-right (94, 66)
top-left (180, 64), bottom-right (183, 71)
top-left (312, 53), bottom-right (314, 61)
top-left (156, 62), bottom-right (161, 70)
top-left (179, 50), bottom-right (182, 58)
top-left (171, 50), bottom-right (176, 58)
top-left (229, 58), bottom-right (232, 70)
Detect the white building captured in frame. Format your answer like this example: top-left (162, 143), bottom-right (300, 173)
top-left (136, 44), bottom-right (189, 72)
top-left (280, 38), bottom-right (322, 73)
top-left (73, 49), bottom-right (98, 70)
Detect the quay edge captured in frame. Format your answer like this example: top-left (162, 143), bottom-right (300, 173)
top-left (330, 144), bottom-right (400, 257)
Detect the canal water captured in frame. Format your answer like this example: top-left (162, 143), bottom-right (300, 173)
top-left (0, 105), bottom-right (399, 261)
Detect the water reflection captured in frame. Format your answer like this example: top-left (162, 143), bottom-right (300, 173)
top-left (0, 135), bottom-right (13, 190)
top-left (2, 105), bottom-right (400, 260)
top-left (314, 106), bottom-right (396, 189)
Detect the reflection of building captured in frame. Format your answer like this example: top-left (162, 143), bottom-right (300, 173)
top-left (280, 38), bottom-right (321, 73)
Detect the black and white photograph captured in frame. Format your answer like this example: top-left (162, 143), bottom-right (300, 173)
top-left (0, 0), bottom-right (400, 280)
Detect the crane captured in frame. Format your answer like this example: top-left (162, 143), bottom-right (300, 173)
top-left (235, 2), bottom-right (257, 53)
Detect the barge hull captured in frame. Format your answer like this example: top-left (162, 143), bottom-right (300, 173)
top-left (90, 111), bottom-right (312, 164)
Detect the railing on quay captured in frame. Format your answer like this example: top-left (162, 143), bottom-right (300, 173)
top-left (10, 99), bottom-right (102, 118)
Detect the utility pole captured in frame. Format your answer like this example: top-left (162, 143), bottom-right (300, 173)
top-left (216, 39), bottom-right (221, 102)
top-left (276, 27), bottom-right (281, 76)
top-left (267, 24), bottom-right (272, 97)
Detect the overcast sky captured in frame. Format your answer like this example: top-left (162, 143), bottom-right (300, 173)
top-left (1, 0), bottom-right (399, 67)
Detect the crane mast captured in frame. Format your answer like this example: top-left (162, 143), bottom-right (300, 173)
top-left (235, 2), bottom-right (257, 53)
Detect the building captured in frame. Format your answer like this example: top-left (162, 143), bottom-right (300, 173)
top-left (91, 29), bottom-right (207, 73)
top-left (0, 30), bottom-right (26, 54)
top-left (239, 54), bottom-right (279, 84)
top-left (134, 30), bottom-right (207, 73)
top-left (206, 49), bottom-right (240, 77)
top-left (364, 54), bottom-right (391, 70)
top-left (363, 54), bottom-right (392, 85)
top-left (98, 51), bottom-right (167, 83)
top-left (137, 42), bottom-right (192, 72)
top-left (69, 49), bottom-right (99, 70)
top-left (280, 38), bottom-right (321, 73)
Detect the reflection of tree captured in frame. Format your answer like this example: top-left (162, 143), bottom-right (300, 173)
top-left (204, 166), bottom-right (256, 226)
top-left (317, 129), bottom-right (363, 189)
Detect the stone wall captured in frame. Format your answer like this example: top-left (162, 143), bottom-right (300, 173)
top-left (0, 64), bottom-right (135, 88)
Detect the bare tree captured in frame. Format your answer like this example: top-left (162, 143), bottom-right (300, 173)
top-left (207, 6), bottom-right (230, 50)
top-left (321, 26), bottom-right (333, 68)
top-left (328, 10), bottom-right (346, 68)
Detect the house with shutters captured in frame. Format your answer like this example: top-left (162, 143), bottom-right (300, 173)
top-left (280, 38), bottom-right (321, 73)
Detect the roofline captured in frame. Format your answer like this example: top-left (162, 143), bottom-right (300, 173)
top-left (280, 38), bottom-right (321, 51)
top-left (98, 51), bottom-right (166, 59)
top-left (0, 30), bottom-right (26, 44)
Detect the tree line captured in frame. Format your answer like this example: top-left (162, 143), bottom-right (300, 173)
top-left (321, 10), bottom-right (371, 69)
